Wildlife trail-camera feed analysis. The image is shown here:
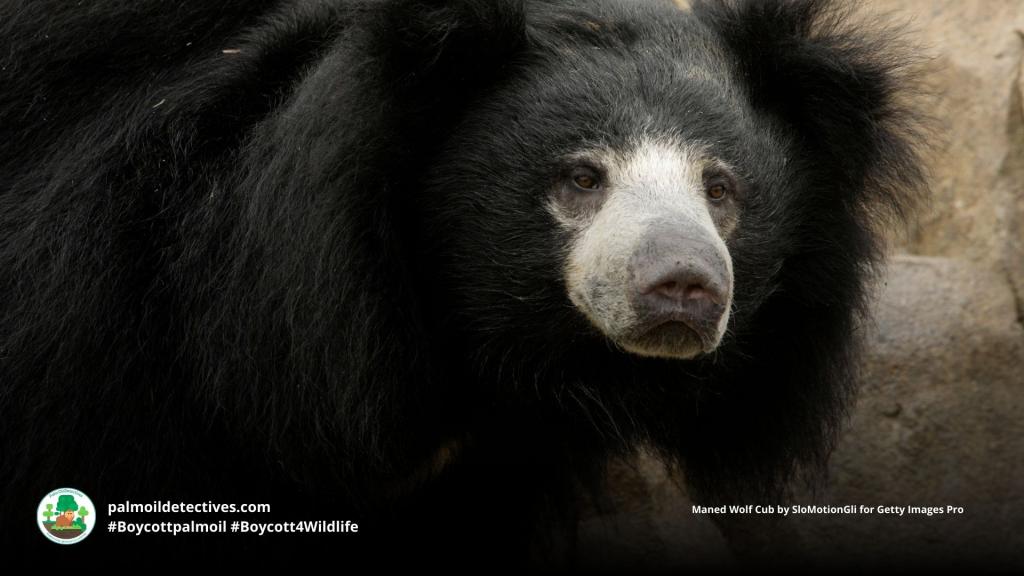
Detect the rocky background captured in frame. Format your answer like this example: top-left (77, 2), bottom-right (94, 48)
top-left (579, 1), bottom-right (1024, 571)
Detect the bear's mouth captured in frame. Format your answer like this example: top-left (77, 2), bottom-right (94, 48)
top-left (617, 319), bottom-right (710, 360)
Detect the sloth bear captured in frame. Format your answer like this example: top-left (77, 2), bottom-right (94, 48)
top-left (0, 0), bottom-right (923, 568)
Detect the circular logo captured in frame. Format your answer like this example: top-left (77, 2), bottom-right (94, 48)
top-left (37, 488), bottom-right (96, 545)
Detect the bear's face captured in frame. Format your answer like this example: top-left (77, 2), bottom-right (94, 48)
top-left (548, 137), bottom-right (737, 359)
top-left (419, 9), bottom-right (778, 361)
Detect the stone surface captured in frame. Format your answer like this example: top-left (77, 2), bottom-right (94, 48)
top-left (583, 256), bottom-right (1024, 570)
top-left (780, 256), bottom-right (1024, 570)
top-left (864, 0), bottom-right (1024, 312)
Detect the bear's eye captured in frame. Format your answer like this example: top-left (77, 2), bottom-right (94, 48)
top-left (706, 183), bottom-right (728, 201)
top-left (571, 167), bottom-right (602, 192)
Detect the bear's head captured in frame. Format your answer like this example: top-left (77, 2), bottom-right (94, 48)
top-left (400, 0), bottom-right (923, 366)
top-left (380, 0), bottom-right (925, 500)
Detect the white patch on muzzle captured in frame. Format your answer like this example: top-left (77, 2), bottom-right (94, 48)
top-left (549, 137), bottom-right (734, 359)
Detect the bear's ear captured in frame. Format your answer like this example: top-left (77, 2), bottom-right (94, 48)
top-left (693, 0), bottom-right (925, 220)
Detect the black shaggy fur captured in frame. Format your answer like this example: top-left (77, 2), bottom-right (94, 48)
top-left (0, 0), bottom-right (923, 568)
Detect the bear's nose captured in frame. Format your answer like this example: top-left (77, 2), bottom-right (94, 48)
top-left (628, 221), bottom-right (731, 341)
top-left (635, 262), bottom-right (726, 334)
top-left (647, 274), bottom-right (719, 305)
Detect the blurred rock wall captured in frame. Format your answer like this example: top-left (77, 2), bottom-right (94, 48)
top-left (885, 0), bottom-right (1024, 308)
top-left (580, 1), bottom-right (1024, 571)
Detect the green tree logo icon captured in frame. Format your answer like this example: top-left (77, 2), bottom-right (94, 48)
top-left (37, 488), bottom-right (96, 544)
